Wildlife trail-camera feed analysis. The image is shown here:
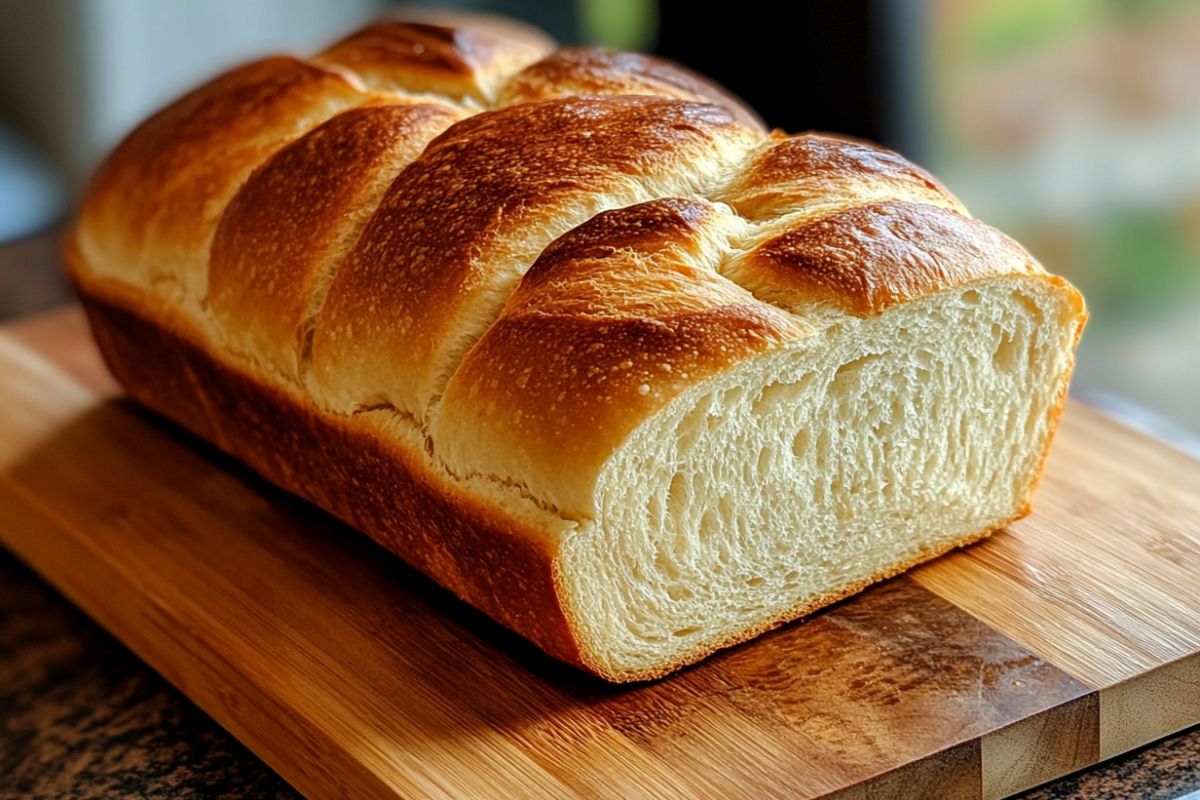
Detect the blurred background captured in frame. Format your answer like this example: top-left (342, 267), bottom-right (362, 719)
top-left (0, 0), bottom-right (1196, 450)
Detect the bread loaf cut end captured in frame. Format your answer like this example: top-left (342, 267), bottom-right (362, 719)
top-left (556, 276), bottom-right (1082, 679)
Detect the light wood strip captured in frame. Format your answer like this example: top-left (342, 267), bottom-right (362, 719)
top-left (980, 694), bottom-right (1099, 797)
top-left (1099, 653), bottom-right (1200, 759)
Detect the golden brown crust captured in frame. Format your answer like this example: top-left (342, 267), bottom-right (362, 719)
top-left (517, 197), bottom-right (736, 311)
top-left (310, 96), bottom-right (757, 418)
top-left (722, 133), bottom-right (964, 220)
top-left (731, 200), bottom-right (1038, 315)
top-left (74, 277), bottom-right (585, 672)
top-left (77, 56), bottom-right (369, 303)
top-left (207, 101), bottom-right (462, 379)
top-left (316, 20), bottom-right (551, 101)
top-left (499, 48), bottom-right (766, 131)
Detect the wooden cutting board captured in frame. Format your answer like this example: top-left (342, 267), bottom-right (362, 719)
top-left (1, 307), bottom-right (1198, 800)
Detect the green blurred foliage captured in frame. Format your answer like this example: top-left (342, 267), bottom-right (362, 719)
top-left (577, 0), bottom-right (658, 49)
top-left (969, 0), bottom-right (1197, 60)
top-left (1083, 211), bottom-right (1200, 320)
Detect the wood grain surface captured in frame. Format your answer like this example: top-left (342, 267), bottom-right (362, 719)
top-left (0, 307), bottom-right (1197, 800)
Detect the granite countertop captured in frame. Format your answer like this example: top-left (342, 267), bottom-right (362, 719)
top-left (0, 549), bottom-right (295, 800)
top-left (2, 231), bottom-right (1199, 799)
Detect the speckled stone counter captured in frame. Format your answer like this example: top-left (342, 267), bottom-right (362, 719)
top-left (1021, 731), bottom-right (1200, 800)
top-left (0, 549), bottom-right (297, 799)
top-left (1, 546), bottom-right (1196, 799)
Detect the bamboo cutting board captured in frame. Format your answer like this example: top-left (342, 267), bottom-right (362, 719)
top-left (1, 307), bottom-right (1198, 800)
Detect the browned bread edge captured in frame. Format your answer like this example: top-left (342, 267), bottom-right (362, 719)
top-left (71, 256), bottom-right (1047, 682)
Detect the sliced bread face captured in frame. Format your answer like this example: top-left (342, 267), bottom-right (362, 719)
top-left (568, 275), bottom-right (1081, 679)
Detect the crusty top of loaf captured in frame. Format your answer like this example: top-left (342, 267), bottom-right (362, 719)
top-left (497, 48), bottom-right (766, 131)
top-left (76, 56), bottom-right (369, 305)
top-left (729, 200), bottom-right (1036, 316)
top-left (72, 19), bottom-right (1072, 524)
top-left (208, 101), bottom-right (464, 378)
top-left (310, 94), bottom-right (759, 418)
top-left (314, 20), bottom-right (552, 101)
top-left (723, 133), bottom-right (965, 219)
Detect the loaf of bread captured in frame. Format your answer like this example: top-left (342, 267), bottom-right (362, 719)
top-left (68, 20), bottom-right (1086, 682)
